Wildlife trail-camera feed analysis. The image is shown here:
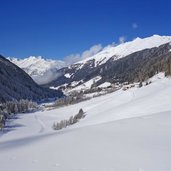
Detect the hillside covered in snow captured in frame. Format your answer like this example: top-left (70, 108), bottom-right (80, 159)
top-left (0, 73), bottom-right (171, 171)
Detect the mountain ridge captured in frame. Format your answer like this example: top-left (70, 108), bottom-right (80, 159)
top-left (76, 35), bottom-right (171, 66)
top-left (0, 55), bottom-right (63, 103)
top-left (8, 56), bottom-right (67, 85)
top-left (7, 35), bottom-right (171, 90)
top-left (46, 38), bottom-right (171, 92)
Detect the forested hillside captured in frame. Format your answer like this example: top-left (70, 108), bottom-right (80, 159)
top-left (0, 55), bottom-right (63, 103)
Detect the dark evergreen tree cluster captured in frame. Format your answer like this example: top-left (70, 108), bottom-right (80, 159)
top-left (53, 109), bottom-right (85, 130)
top-left (0, 100), bottom-right (38, 131)
top-left (54, 94), bottom-right (90, 107)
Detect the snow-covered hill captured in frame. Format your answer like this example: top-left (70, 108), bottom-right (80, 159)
top-left (8, 56), bottom-right (66, 85)
top-left (0, 73), bottom-right (171, 171)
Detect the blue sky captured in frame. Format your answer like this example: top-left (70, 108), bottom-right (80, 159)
top-left (0, 0), bottom-right (171, 60)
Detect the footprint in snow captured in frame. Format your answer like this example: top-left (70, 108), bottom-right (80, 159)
top-left (32, 160), bottom-right (38, 163)
top-left (53, 163), bottom-right (60, 167)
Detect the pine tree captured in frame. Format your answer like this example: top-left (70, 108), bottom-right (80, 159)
top-left (14, 104), bottom-right (18, 114)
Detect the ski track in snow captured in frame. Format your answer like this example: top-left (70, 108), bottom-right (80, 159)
top-left (34, 115), bottom-right (46, 133)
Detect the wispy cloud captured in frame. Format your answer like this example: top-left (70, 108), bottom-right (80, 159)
top-left (64, 35), bottom-right (129, 65)
top-left (132, 23), bottom-right (138, 29)
top-left (64, 44), bottom-right (103, 64)
top-left (119, 36), bottom-right (126, 44)
top-left (64, 54), bottom-right (80, 65)
top-left (32, 69), bottom-right (62, 85)
top-left (81, 44), bottom-right (103, 59)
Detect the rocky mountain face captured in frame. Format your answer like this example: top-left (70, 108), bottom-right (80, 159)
top-left (0, 55), bottom-right (63, 103)
top-left (8, 56), bottom-right (66, 85)
top-left (46, 35), bottom-right (171, 91)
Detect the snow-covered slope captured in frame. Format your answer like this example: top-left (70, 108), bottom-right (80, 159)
top-left (8, 56), bottom-right (66, 85)
top-left (0, 74), bottom-right (171, 171)
top-left (77, 35), bottom-right (171, 66)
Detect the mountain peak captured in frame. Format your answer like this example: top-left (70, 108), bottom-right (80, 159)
top-left (8, 56), bottom-right (67, 85)
top-left (76, 35), bottom-right (171, 66)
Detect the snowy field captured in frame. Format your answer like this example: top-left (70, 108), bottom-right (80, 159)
top-left (0, 73), bottom-right (171, 171)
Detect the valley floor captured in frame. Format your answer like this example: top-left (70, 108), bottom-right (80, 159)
top-left (0, 73), bottom-right (171, 171)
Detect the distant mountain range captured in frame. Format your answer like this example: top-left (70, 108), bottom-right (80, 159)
top-left (45, 35), bottom-right (171, 91)
top-left (8, 56), bottom-right (66, 85)
top-left (7, 35), bottom-right (171, 93)
top-left (0, 55), bottom-right (63, 103)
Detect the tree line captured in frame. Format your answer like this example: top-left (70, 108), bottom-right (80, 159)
top-left (53, 108), bottom-right (85, 130)
top-left (0, 100), bottom-right (38, 131)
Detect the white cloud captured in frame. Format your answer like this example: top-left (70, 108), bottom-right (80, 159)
top-left (132, 23), bottom-right (138, 29)
top-left (64, 36), bottom-right (130, 65)
top-left (64, 54), bottom-right (81, 65)
top-left (32, 69), bottom-right (62, 85)
top-left (119, 36), bottom-right (126, 44)
top-left (81, 44), bottom-right (103, 59)
top-left (64, 44), bottom-right (103, 64)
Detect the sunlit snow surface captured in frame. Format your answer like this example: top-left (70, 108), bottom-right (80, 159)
top-left (0, 73), bottom-right (171, 171)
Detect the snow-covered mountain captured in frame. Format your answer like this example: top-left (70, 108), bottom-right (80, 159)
top-left (47, 35), bottom-right (171, 91)
top-left (0, 55), bottom-right (63, 102)
top-left (8, 35), bottom-right (171, 88)
top-left (8, 56), bottom-right (67, 85)
top-left (77, 35), bottom-right (171, 66)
